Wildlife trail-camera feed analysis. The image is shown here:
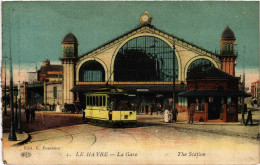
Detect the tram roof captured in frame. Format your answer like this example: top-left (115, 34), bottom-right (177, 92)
top-left (85, 87), bottom-right (131, 96)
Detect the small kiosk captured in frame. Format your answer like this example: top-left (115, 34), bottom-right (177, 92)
top-left (179, 67), bottom-right (250, 122)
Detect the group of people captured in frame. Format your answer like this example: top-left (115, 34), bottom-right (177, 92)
top-left (164, 103), bottom-right (254, 125)
top-left (144, 104), bottom-right (163, 115)
top-left (25, 106), bottom-right (36, 123)
top-left (163, 103), bottom-right (195, 124)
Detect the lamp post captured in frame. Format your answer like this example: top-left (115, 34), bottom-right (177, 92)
top-left (8, 57), bottom-right (17, 141)
top-left (171, 42), bottom-right (176, 123)
top-left (8, 8), bottom-right (17, 141)
top-left (17, 81), bottom-right (22, 133)
top-left (14, 88), bottom-right (18, 129)
top-left (4, 59), bottom-right (7, 116)
top-left (241, 73), bottom-right (245, 124)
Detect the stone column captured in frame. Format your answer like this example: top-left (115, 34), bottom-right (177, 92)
top-left (69, 61), bottom-right (75, 104)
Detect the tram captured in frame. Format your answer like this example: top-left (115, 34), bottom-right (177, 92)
top-left (83, 87), bottom-right (137, 125)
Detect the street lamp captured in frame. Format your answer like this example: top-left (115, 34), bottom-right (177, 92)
top-left (4, 59), bottom-right (8, 116)
top-left (8, 57), bottom-right (17, 141)
top-left (241, 73), bottom-right (245, 123)
top-left (17, 82), bottom-right (22, 133)
top-left (14, 88), bottom-right (18, 129)
top-left (8, 8), bottom-right (17, 141)
top-left (171, 42), bottom-right (176, 123)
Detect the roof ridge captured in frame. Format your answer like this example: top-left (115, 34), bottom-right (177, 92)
top-left (78, 24), bottom-right (217, 59)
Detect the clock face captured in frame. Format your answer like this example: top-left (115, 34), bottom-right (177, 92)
top-left (142, 15), bottom-right (149, 22)
top-left (140, 12), bottom-right (152, 25)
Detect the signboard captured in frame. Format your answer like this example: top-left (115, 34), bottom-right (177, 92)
top-left (136, 89), bottom-right (149, 92)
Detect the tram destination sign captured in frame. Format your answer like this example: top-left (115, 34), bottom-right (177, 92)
top-left (136, 89), bottom-right (150, 92)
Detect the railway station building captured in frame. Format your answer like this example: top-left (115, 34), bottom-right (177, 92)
top-left (60, 12), bottom-right (244, 120)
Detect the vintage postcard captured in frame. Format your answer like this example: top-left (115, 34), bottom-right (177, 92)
top-left (1, 1), bottom-right (259, 164)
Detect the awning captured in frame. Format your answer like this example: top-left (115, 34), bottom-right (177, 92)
top-left (178, 90), bottom-right (251, 97)
top-left (71, 84), bottom-right (184, 93)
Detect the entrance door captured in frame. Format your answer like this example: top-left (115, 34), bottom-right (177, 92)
top-left (208, 97), bottom-right (221, 120)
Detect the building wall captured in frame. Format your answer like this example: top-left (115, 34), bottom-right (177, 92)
top-left (46, 83), bottom-right (63, 105)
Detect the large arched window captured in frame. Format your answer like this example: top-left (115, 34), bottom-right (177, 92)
top-left (79, 60), bottom-right (105, 82)
top-left (187, 59), bottom-right (215, 77)
top-left (114, 36), bottom-right (178, 82)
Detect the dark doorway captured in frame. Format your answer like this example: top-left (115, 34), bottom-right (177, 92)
top-left (208, 97), bottom-right (221, 120)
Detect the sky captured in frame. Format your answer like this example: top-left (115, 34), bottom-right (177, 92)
top-left (1, 1), bottom-right (259, 88)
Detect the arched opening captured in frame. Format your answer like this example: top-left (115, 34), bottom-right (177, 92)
top-left (79, 60), bottom-right (105, 82)
top-left (114, 36), bottom-right (178, 82)
top-left (187, 59), bottom-right (215, 77)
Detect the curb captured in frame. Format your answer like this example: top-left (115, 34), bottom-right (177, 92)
top-left (12, 133), bottom-right (31, 147)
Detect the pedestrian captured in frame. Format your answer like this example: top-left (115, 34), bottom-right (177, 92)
top-left (145, 105), bottom-right (149, 114)
top-left (25, 106), bottom-right (31, 123)
top-left (188, 103), bottom-right (195, 124)
top-left (245, 109), bottom-right (253, 126)
top-left (164, 106), bottom-right (170, 123)
top-left (156, 104), bottom-right (161, 115)
top-left (173, 108), bottom-right (178, 122)
top-left (150, 104), bottom-right (155, 115)
top-left (30, 106), bottom-right (36, 122)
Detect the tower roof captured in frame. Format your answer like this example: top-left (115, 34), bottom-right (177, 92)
top-left (63, 33), bottom-right (78, 42)
top-left (221, 26), bottom-right (235, 39)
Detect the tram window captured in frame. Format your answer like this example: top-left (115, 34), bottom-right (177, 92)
top-left (96, 96), bottom-right (98, 106)
top-left (93, 96), bottom-right (95, 106)
top-left (87, 96), bottom-right (89, 106)
top-left (98, 96), bottom-right (100, 106)
top-left (103, 96), bottom-right (106, 106)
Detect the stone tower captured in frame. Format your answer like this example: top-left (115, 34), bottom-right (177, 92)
top-left (61, 33), bottom-right (78, 105)
top-left (219, 26), bottom-right (237, 76)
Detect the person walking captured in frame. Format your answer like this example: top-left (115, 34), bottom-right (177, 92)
top-left (25, 106), bottom-right (31, 123)
top-left (245, 109), bottom-right (253, 126)
top-left (145, 105), bottom-right (149, 114)
top-left (30, 106), bottom-right (36, 123)
top-left (150, 103), bottom-right (155, 115)
top-left (173, 108), bottom-right (178, 122)
top-left (188, 103), bottom-right (195, 124)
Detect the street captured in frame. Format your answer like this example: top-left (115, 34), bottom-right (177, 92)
top-left (2, 111), bottom-right (260, 164)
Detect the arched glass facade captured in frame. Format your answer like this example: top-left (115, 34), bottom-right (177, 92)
top-left (79, 61), bottom-right (105, 82)
top-left (187, 59), bottom-right (215, 76)
top-left (114, 36), bottom-right (178, 82)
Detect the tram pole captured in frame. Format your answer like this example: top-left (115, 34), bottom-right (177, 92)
top-left (8, 54), bottom-right (17, 141)
top-left (18, 81), bottom-right (23, 133)
top-left (171, 42), bottom-right (176, 123)
top-left (8, 8), bottom-right (17, 141)
top-left (241, 73), bottom-right (245, 124)
top-left (4, 59), bottom-right (7, 116)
